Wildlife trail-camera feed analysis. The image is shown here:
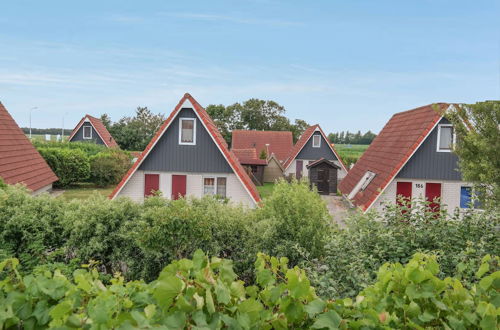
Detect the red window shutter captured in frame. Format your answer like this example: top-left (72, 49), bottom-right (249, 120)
top-left (172, 175), bottom-right (187, 200)
top-left (144, 174), bottom-right (160, 197)
top-left (425, 183), bottom-right (442, 213)
top-left (396, 182), bottom-right (412, 209)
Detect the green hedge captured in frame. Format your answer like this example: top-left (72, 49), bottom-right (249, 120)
top-left (89, 150), bottom-right (132, 187)
top-left (32, 140), bottom-right (108, 157)
top-left (34, 142), bottom-right (132, 187)
top-left (0, 252), bottom-right (497, 329)
top-left (37, 148), bottom-right (90, 187)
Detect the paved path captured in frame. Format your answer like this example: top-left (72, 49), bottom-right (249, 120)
top-left (321, 195), bottom-right (351, 228)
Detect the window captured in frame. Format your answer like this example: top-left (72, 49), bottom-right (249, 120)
top-left (203, 177), bottom-right (226, 197)
top-left (203, 178), bottom-right (215, 195)
top-left (312, 135), bottom-right (321, 148)
top-left (437, 124), bottom-right (454, 152)
top-left (348, 171), bottom-right (376, 199)
top-left (179, 118), bottom-right (196, 145)
top-left (216, 177), bottom-right (227, 197)
top-left (83, 126), bottom-right (92, 139)
top-left (460, 186), bottom-right (483, 209)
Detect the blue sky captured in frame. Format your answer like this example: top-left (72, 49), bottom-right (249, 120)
top-left (1, 0), bottom-right (498, 134)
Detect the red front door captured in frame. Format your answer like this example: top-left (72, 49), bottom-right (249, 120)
top-left (296, 160), bottom-right (303, 179)
top-left (144, 174), bottom-right (159, 197)
top-left (396, 182), bottom-right (412, 209)
top-left (425, 183), bottom-right (441, 213)
top-left (171, 175), bottom-right (187, 200)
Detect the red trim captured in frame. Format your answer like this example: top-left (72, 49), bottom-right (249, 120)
top-left (68, 114), bottom-right (118, 148)
top-left (109, 93), bottom-right (261, 204)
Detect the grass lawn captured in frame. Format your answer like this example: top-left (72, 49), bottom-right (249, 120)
top-left (59, 183), bottom-right (115, 200)
top-left (257, 183), bottom-right (275, 199)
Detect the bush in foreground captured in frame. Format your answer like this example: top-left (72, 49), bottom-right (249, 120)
top-left (0, 252), bottom-right (498, 329)
top-left (304, 200), bottom-right (500, 299)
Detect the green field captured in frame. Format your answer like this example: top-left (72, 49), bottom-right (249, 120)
top-left (334, 144), bottom-right (369, 166)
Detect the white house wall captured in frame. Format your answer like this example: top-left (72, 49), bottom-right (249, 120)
top-left (115, 170), bottom-right (255, 207)
top-left (371, 178), bottom-right (472, 214)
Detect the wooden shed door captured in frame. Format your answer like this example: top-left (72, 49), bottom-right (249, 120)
top-left (296, 160), bottom-right (303, 179)
top-left (317, 168), bottom-right (329, 195)
top-left (171, 175), bottom-right (187, 200)
top-left (396, 182), bottom-right (412, 207)
top-left (144, 174), bottom-right (159, 197)
top-left (425, 183), bottom-right (441, 213)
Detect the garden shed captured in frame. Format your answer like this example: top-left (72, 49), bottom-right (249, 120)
top-left (306, 158), bottom-right (340, 195)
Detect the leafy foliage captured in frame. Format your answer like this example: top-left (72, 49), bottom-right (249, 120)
top-left (303, 200), bottom-right (500, 299)
top-left (104, 107), bottom-right (165, 151)
top-left (32, 140), bottom-right (108, 157)
top-left (206, 99), bottom-right (309, 144)
top-left (446, 101), bottom-right (500, 210)
top-left (0, 251), bottom-right (498, 329)
top-left (89, 150), bottom-right (132, 187)
top-left (37, 147), bottom-right (90, 187)
top-left (256, 180), bottom-right (331, 265)
top-left (328, 130), bottom-right (376, 145)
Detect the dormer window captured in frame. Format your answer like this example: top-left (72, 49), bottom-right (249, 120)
top-left (312, 135), bottom-right (321, 148)
top-left (83, 126), bottom-right (92, 139)
top-left (179, 118), bottom-right (196, 145)
top-left (348, 171), bottom-right (376, 199)
top-left (437, 124), bottom-right (454, 152)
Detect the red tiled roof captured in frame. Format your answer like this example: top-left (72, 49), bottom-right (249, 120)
top-left (283, 125), bottom-right (348, 172)
top-left (338, 103), bottom-right (449, 211)
top-left (0, 102), bottom-right (58, 192)
top-left (110, 94), bottom-right (261, 205)
top-left (68, 115), bottom-right (119, 148)
top-left (231, 130), bottom-right (293, 162)
top-left (232, 148), bottom-right (268, 165)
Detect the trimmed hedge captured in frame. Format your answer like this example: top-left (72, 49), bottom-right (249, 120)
top-left (89, 150), bottom-right (132, 187)
top-left (37, 148), bottom-right (90, 187)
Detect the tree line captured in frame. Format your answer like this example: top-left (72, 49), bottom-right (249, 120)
top-left (99, 99), bottom-right (310, 151)
top-left (328, 130), bottom-right (377, 145)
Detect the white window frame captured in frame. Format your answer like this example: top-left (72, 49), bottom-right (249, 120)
top-left (312, 135), bottom-right (321, 148)
top-left (348, 171), bottom-right (376, 199)
top-left (202, 176), bottom-right (227, 197)
top-left (179, 117), bottom-right (196, 145)
top-left (436, 124), bottom-right (455, 152)
top-left (83, 126), bottom-right (92, 139)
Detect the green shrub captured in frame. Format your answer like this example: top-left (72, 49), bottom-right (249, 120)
top-left (256, 179), bottom-right (331, 265)
top-left (131, 196), bottom-right (258, 282)
top-left (33, 140), bottom-right (108, 156)
top-left (38, 147), bottom-right (90, 187)
top-left (63, 195), bottom-right (141, 276)
top-left (89, 150), bottom-right (132, 187)
top-left (303, 200), bottom-right (500, 298)
top-left (0, 184), bottom-right (68, 271)
top-left (0, 252), bottom-right (497, 329)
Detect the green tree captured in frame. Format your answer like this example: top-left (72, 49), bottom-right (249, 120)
top-left (99, 113), bottom-right (112, 131)
top-left (259, 148), bottom-right (267, 159)
top-left (445, 101), bottom-right (500, 209)
top-left (206, 99), bottom-right (309, 145)
top-left (107, 107), bottom-right (165, 151)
